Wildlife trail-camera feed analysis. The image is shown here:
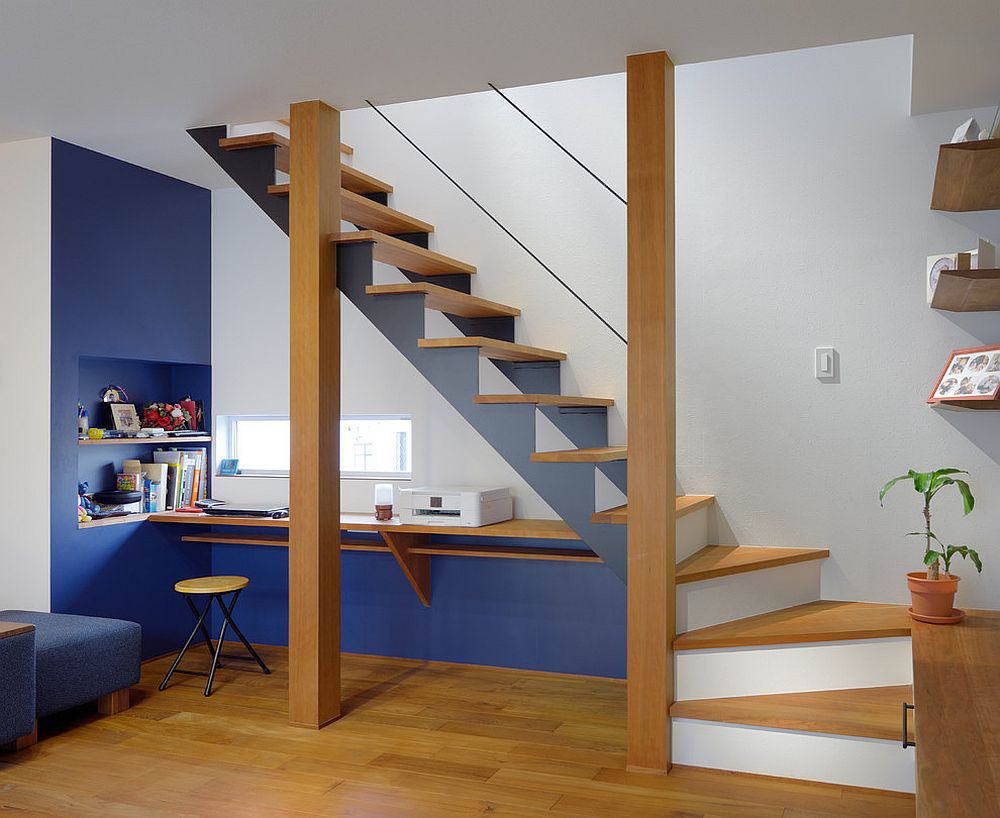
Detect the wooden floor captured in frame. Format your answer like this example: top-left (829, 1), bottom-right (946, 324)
top-left (0, 648), bottom-right (915, 817)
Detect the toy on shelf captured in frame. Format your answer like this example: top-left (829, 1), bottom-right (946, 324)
top-left (77, 482), bottom-right (97, 523)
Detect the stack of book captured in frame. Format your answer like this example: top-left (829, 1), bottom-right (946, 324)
top-left (153, 447), bottom-right (210, 510)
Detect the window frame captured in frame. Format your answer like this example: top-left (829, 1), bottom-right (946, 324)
top-left (219, 413), bottom-right (412, 481)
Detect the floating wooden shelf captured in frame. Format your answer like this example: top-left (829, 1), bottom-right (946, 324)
top-left (930, 399), bottom-right (1000, 411)
top-left (78, 435), bottom-right (211, 446)
top-left (673, 600), bottom-right (912, 651)
top-left (592, 495), bottom-right (714, 525)
top-left (366, 283), bottom-right (519, 319)
top-left (331, 230), bottom-right (475, 277)
top-left (671, 685), bottom-right (914, 742)
top-left (931, 268), bottom-right (1000, 311)
top-left (930, 138), bottom-right (1000, 212)
top-left (78, 513), bottom-right (151, 529)
top-left (675, 544), bottom-right (829, 584)
top-left (476, 394), bottom-right (614, 408)
top-left (418, 336), bottom-right (566, 363)
top-left (531, 446), bottom-right (626, 463)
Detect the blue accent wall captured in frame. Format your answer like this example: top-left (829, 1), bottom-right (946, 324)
top-left (50, 139), bottom-right (212, 658)
top-left (209, 531), bottom-right (627, 678)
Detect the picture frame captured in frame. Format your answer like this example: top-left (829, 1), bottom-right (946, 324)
top-left (928, 345), bottom-right (1000, 403)
top-left (109, 402), bottom-right (142, 433)
top-left (218, 458), bottom-right (240, 476)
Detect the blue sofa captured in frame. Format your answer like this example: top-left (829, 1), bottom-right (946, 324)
top-left (0, 622), bottom-right (35, 746)
top-left (0, 611), bottom-right (141, 748)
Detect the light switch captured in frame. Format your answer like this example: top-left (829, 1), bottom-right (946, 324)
top-left (815, 347), bottom-right (837, 380)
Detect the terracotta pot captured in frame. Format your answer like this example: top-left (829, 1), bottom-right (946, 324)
top-left (906, 571), bottom-right (962, 623)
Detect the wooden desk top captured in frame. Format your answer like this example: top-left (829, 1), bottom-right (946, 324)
top-left (912, 610), bottom-right (1000, 818)
top-left (0, 621), bottom-right (35, 639)
top-left (148, 511), bottom-right (581, 541)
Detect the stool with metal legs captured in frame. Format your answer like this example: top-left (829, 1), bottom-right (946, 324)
top-left (159, 575), bottom-right (270, 696)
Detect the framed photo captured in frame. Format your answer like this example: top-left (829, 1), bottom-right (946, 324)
top-left (218, 458), bottom-right (240, 476)
top-left (109, 402), bottom-right (141, 433)
top-left (928, 345), bottom-right (1000, 403)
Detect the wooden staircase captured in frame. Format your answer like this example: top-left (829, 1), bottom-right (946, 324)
top-left (196, 122), bottom-right (914, 794)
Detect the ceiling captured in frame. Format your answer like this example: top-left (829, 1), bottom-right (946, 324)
top-left (0, 0), bottom-right (998, 188)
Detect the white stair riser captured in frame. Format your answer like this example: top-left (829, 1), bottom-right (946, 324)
top-left (676, 508), bottom-right (709, 561)
top-left (677, 561), bottom-right (821, 632)
top-left (676, 637), bottom-right (912, 699)
top-left (673, 719), bottom-right (915, 793)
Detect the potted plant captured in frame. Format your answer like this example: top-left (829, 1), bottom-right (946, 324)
top-left (879, 468), bottom-right (983, 624)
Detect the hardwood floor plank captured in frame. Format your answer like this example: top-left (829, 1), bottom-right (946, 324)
top-left (1, 648), bottom-right (914, 818)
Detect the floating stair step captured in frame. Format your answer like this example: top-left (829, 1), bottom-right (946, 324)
top-left (475, 394), bottom-right (614, 408)
top-left (219, 134), bottom-right (392, 195)
top-left (671, 685), bottom-right (914, 742)
top-left (674, 600), bottom-right (913, 651)
top-left (331, 231), bottom-right (475, 277)
top-left (531, 446), bottom-right (626, 463)
top-left (270, 186), bottom-right (432, 235)
top-left (219, 132), bottom-right (351, 156)
top-left (417, 337), bottom-right (566, 363)
top-left (277, 119), bottom-right (353, 154)
top-left (365, 283), bottom-right (519, 318)
top-left (592, 494), bottom-right (714, 524)
top-left (676, 544), bottom-right (830, 584)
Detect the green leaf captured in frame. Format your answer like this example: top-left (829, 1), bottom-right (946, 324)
top-left (930, 468), bottom-right (968, 491)
top-left (968, 548), bottom-right (984, 573)
top-left (955, 479), bottom-right (975, 514)
top-left (924, 550), bottom-right (943, 566)
top-left (879, 473), bottom-right (914, 505)
top-left (912, 471), bottom-right (933, 493)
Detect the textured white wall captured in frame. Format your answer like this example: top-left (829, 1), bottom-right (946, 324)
top-left (0, 137), bottom-right (51, 610)
top-left (213, 35), bottom-right (1000, 608)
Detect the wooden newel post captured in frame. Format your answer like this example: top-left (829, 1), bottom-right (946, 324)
top-left (626, 51), bottom-right (676, 773)
top-left (288, 99), bottom-right (342, 729)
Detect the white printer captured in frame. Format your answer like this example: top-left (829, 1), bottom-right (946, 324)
top-left (397, 486), bottom-right (512, 527)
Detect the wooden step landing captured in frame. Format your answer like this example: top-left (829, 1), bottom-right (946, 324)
top-left (270, 186), bottom-right (432, 235)
top-left (592, 494), bottom-right (714, 524)
top-left (331, 231), bottom-right (475, 277)
top-left (218, 132), bottom-right (353, 156)
top-left (676, 544), bottom-right (829, 584)
top-left (365, 283), bottom-right (519, 318)
top-left (531, 446), bottom-right (626, 463)
top-left (671, 685), bottom-right (914, 742)
top-left (475, 394), bottom-right (613, 408)
top-left (417, 336), bottom-right (566, 363)
top-left (674, 600), bottom-right (913, 651)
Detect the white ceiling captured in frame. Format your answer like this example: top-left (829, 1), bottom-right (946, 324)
top-left (0, 0), bottom-right (998, 188)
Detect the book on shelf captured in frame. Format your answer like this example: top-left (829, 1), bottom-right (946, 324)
top-left (154, 447), bottom-right (209, 508)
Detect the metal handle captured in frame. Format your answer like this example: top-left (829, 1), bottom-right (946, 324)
top-left (902, 702), bottom-right (916, 748)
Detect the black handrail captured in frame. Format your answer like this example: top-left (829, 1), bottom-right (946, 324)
top-left (365, 99), bottom-right (627, 345)
top-left (488, 83), bottom-right (627, 206)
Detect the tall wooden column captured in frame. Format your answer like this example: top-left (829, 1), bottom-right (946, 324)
top-left (626, 51), bottom-right (676, 773)
top-left (288, 99), bottom-right (342, 729)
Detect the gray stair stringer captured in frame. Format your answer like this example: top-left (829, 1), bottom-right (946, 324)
top-left (338, 241), bottom-right (627, 581)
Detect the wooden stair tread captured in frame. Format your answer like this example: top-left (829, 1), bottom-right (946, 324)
top-left (674, 600), bottom-right (913, 651)
top-left (676, 544), bottom-right (829, 584)
top-left (218, 132), bottom-right (352, 156)
top-left (417, 336), bottom-right (566, 363)
top-left (531, 446), bottom-right (626, 463)
top-left (475, 394), bottom-right (613, 408)
top-left (331, 231), bottom-right (475, 277)
top-left (671, 685), bottom-right (914, 742)
top-left (270, 186), bottom-right (432, 235)
top-left (592, 495), bottom-right (714, 524)
top-left (366, 283), bottom-right (519, 318)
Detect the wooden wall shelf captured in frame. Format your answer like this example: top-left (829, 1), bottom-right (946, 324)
top-left (78, 513), bottom-right (151, 529)
top-left (78, 435), bottom-right (211, 446)
top-left (931, 268), bottom-right (1000, 311)
top-left (931, 139), bottom-right (1000, 212)
top-left (930, 400), bottom-right (1000, 411)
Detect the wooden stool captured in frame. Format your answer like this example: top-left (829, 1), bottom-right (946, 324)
top-left (159, 576), bottom-right (270, 696)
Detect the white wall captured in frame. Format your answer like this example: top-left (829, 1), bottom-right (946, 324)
top-left (0, 137), bottom-right (51, 610)
top-left (213, 35), bottom-right (1000, 608)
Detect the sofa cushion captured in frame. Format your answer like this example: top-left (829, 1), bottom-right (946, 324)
top-left (0, 611), bottom-right (140, 718)
top-left (0, 624), bottom-right (35, 745)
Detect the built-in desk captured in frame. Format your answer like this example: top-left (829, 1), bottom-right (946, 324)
top-left (912, 610), bottom-right (1000, 817)
top-left (149, 512), bottom-right (599, 606)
